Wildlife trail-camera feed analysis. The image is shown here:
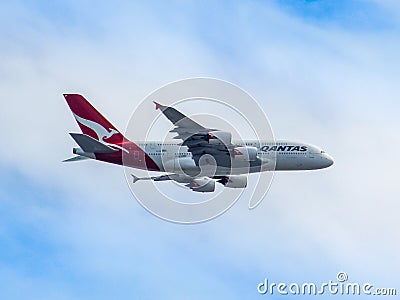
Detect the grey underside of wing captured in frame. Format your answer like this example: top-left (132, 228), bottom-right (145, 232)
top-left (158, 105), bottom-right (232, 167)
top-left (159, 105), bottom-right (205, 129)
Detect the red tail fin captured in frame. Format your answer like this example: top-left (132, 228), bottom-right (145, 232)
top-left (64, 94), bottom-right (126, 145)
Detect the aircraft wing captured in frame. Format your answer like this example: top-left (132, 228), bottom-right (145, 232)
top-left (154, 102), bottom-right (232, 167)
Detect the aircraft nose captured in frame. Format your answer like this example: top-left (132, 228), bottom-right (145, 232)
top-left (323, 153), bottom-right (334, 167)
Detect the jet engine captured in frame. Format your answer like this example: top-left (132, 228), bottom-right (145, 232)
top-left (217, 175), bottom-right (247, 188)
top-left (189, 177), bottom-right (216, 192)
top-left (233, 146), bottom-right (258, 161)
top-left (163, 156), bottom-right (198, 173)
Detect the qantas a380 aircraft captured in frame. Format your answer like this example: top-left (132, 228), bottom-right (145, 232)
top-left (63, 94), bottom-right (333, 192)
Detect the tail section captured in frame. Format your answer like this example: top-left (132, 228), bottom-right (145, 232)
top-left (63, 94), bottom-right (126, 146)
top-left (64, 94), bottom-right (160, 171)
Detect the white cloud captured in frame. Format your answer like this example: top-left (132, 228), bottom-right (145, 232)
top-left (1, 1), bottom-right (399, 298)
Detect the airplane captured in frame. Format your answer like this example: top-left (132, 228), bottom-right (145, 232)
top-left (63, 94), bottom-right (334, 192)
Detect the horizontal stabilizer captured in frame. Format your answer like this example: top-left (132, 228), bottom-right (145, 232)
top-left (63, 156), bottom-right (90, 162)
top-left (70, 133), bottom-right (118, 153)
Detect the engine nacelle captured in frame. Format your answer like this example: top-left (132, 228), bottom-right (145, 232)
top-left (218, 175), bottom-right (247, 188)
top-left (207, 131), bottom-right (232, 145)
top-left (233, 146), bottom-right (258, 161)
top-left (190, 177), bottom-right (215, 192)
top-left (163, 157), bottom-right (197, 173)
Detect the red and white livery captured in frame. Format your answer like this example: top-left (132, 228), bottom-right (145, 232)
top-left (64, 94), bottom-right (333, 192)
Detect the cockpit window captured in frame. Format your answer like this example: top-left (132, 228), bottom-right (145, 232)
top-left (321, 150), bottom-right (325, 153)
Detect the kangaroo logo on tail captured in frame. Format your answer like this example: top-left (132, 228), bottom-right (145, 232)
top-left (73, 113), bottom-right (129, 153)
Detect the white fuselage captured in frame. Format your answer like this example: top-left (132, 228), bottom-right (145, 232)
top-left (135, 140), bottom-right (334, 176)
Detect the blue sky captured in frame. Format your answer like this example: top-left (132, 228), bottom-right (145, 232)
top-left (1, 1), bottom-right (400, 299)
